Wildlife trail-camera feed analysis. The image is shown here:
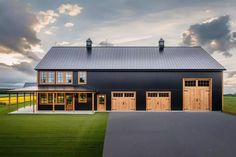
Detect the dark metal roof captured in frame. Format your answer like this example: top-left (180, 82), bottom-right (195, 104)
top-left (23, 82), bottom-right (37, 88)
top-left (7, 86), bottom-right (96, 93)
top-left (35, 46), bottom-right (225, 71)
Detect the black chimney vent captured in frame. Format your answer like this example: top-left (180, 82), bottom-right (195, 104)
top-left (86, 38), bottom-right (92, 50)
top-left (159, 38), bottom-right (164, 51)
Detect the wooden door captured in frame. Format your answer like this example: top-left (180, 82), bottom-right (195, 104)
top-left (158, 92), bottom-right (171, 110)
top-left (183, 79), bottom-right (211, 111)
top-left (111, 92), bottom-right (136, 111)
top-left (124, 92), bottom-right (136, 111)
top-left (197, 80), bottom-right (211, 110)
top-left (111, 92), bottom-right (123, 110)
top-left (146, 91), bottom-right (171, 111)
top-left (66, 93), bottom-right (73, 111)
top-left (97, 94), bottom-right (106, 111)
top-left (146, 92), bottom-right (159, 111)
top-left (183, 80), bottom-right (197, 111)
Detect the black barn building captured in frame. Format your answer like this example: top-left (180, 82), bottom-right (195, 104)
top-left (32, 39), bottom-right (225, 112)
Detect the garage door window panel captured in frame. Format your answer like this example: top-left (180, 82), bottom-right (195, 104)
top-left (185, 80), bottom-right (196, 87)
top-left (198, 80), bottom-right (210, 86)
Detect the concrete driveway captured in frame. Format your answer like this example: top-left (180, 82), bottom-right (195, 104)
top-left (103, 112), bottom-right (236, 157)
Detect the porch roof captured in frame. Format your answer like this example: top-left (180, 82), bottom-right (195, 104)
top-left (6, 86), bottom-right (96, 93)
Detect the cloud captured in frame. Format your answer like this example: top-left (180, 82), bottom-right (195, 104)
top-left (227, 71), bottom-right (236, 78)
top-left (0, 61), bottom-right (36, 76)
top-left (0, 0), bottom-right (41, 62)
top-left (44, 30), bottom-right (53, 35)
top-left (35, 10), bottom-right (59, 32)
top-left (64, 22), bottom-right (74, 28)
top-left (0, 64), bottom-right (35, 87)
top-left (233, 32), bottom-right (236, 38)
top-left (58, 4), bottom-right (83, 16)
top-left (113, 35), bottom-right (153, 44)
top-left (0, 53), bottom-right (31, 66)
top-left (99, 41), bottom-right (114, 46)
top-left (55, 41), bottom-right (70, 46)
top-left (182, 15), bottom-right (236, 57)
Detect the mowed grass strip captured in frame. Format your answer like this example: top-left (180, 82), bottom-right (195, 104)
top-left (223, 96), bottom-right (236, 115)
top-left (0, 103), bottom-right (108, 157)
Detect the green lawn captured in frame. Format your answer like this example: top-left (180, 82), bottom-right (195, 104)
top-left (0, 103), bottom-right (109, 157)
top-left (0, 96), bottom-right (235, 157)
top-left (223, 96), bottom-right (236, 115)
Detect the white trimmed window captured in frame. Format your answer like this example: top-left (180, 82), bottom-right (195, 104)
top-left (48, 72), bottom-right (55, 83)
top-left (57, 72), bottom-right (64, 83)
top-left (66, 72), bottom-right (72, 83)
top-left (40, 72), bottom-right (47, 83)
top-left (78, 71), bottom-right (87, 84)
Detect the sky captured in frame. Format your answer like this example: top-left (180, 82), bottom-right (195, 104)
top-left (0, 0), bottom-right (236, 93)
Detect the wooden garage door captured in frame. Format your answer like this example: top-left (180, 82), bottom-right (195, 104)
top-left (111, 92), bottom-right (136, 111)
top-left (183, 79), bottom-right (212, 111)
top-left (146, 91), bottom-right (171, 111)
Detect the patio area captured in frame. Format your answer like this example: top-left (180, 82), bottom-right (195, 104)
top-left (9, 105), bottom-right (94, 114)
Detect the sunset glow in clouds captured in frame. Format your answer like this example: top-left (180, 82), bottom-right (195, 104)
top-left (0, 0), bottom-right (236, 93)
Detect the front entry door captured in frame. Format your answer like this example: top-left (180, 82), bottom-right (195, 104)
top-left (66, 93), bottom-right (73, 111)
top-left (97, 94), bottom-right (106, 111)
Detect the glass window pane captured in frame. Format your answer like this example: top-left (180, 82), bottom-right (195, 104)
top-left (57, 72), bottom-right (64, 83)
top-left (48, 72), bottom-right (55, 83)
top-left (99, 95), bottom-right (105, 104)
top-left (66, 72), bottom-right (72, 83)
top-left (57, 93), bottom-right (64, 103)
top-left (66, 94), bottom-right (73, 105)
top-left (78, 93), bottom-right (87, 103)
top-left (48, 93), bottom-right (53, 103)
top-left (39, 93), bottom-right (47, 104)
top-left (40, 72), bottom-right (47, 83)
top-left (79, 72), bottom-right (87, 84)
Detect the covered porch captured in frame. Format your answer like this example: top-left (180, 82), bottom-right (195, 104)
top-left (6, 86), bottom-right (96, 114)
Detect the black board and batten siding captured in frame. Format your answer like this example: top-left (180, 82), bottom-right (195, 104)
top-left (38, 70), bottom-right (222, 111)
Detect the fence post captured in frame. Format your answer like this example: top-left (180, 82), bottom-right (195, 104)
top-left (8, 93), bottom-right (11, 113)
top-left (16, 93), bottom-right (19, 111)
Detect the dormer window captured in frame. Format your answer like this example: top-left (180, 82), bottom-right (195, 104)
top-left (78, 71), bottom-right (87, 84)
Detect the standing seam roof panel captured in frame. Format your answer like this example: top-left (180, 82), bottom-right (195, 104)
top-left (35, 46), bottom-right (225, 70)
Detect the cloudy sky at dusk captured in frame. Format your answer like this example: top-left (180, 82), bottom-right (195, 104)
top-left (0, 0), bottom-right (236, 93)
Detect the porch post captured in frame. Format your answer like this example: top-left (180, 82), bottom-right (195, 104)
top-left (73, 93), bottom-right (75, 112)
top-left (53, 93), bottom-right (55, 112)
top-left (36, 92), bottom-right (38, 111)
top-left (16, 93), bottom-right (19, 111)
top-left (33, 93), bottom-right (35, 113)
top-left (8, 93), bottom-right (11, 113)
top-left (92, 93), bottom-right (94, 113)
top-left (30, 93), bottom-right (32, 107)
top-left (23, 93), bottom-right (25, 108)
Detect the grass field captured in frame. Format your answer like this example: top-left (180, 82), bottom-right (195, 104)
top-left (223, 96), bottom-right (236, 114)
top-left (0, 102), bottom-right (109, 157)
top-left (0, 95), bottom-right (235, 157)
